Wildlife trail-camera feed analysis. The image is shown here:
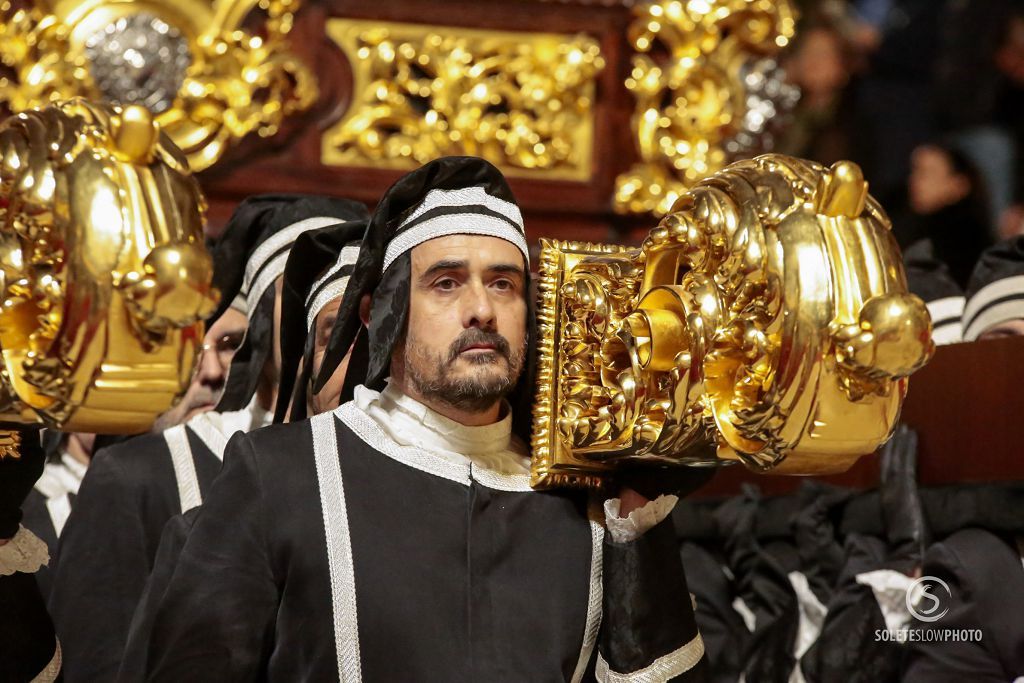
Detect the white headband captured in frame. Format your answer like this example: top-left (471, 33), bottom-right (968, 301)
top-left (381, 187), bottom-right (528, 272)
top-left (962, 274), bottom-right (1024, 341)
top-left (241, 216), bottom-right (341, 316)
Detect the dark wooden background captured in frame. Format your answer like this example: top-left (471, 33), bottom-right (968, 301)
top-left (199, 0), bottom-right (648, 244)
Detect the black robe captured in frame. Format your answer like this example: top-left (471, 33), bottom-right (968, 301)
top-left (48, 417), bottom-right (227, 682)
top-left (139, 404), bottom-right (706, 682)
top-left (902, 528), bottom-right (1024, 682)
top-left (21, 452), bottom-right (88, 602)
top-left (22, 488), bottom-right (61, 602)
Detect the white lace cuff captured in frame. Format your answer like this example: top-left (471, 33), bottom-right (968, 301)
top-left (855, 569), bottom-right (916, 634)
top-left (0, 525), bottom-right (50, 576)
top-left (604, 494), bottom-right (678, 543)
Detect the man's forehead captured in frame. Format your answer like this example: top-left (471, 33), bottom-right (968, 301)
top-left (316, 296), bottom-right (343, 322)
top-left (210, 307), bottom-right (247, 334)
top-left (410, 234), bottom-right (525, 268)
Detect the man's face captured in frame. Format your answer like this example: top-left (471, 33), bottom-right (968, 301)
top-left (309, 296), bottom-right (349, 414)
top-left (152, 306), bottom-right (247, 432)
top-left (979, 319), bottom-right (1024, 340)
top-left (909, 146), bottom-right (969, 215)
top-left (395, 234), bottom-right (527, 414)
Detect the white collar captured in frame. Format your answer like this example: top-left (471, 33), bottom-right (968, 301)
top-left (188, 397), bottom-right (274, 460)
top-left (350, 381), bottom-right (530, 477)
top-left (33, 450), bottom-right (87, 499)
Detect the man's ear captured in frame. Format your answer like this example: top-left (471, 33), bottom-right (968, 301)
top-left (359, 293), bottom-right (372, 326)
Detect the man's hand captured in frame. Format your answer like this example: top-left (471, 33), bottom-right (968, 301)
top-left (617, 487), bottom-right (651, 517)
top-left (617, 462), bottom-right (717, 507)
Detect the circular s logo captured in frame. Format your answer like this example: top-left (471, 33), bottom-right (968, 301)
top-left (907, 576), bottom-right (951, 623)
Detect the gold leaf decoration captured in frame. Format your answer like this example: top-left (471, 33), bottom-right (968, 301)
top-left (0, 0), bottom-right (317, 172)
top-left (323, 19), bottom-right (604, 180)
top-left (614, 0), bottom-right (797, 215)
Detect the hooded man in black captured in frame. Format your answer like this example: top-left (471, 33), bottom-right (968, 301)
top-left (139, 157), bottom-right (709, 682)
top-left (48, 194), bottom-right (370, 681)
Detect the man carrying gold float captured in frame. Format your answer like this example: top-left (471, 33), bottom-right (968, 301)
top-left (130, 153), bottom-right (930, 682)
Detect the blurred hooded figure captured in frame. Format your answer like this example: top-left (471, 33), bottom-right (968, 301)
top-left (49, 195), bottom-right (369, 682)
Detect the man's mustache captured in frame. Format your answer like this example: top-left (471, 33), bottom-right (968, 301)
top-left (445, 328), bottom-right (511, 363)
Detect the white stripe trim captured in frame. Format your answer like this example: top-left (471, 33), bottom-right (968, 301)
top-left (243, 216), bottom-right (342, 291)
top-left (596, 633), bottom-right (705, 683)
top-left (311, 412), bottom-right (362, 682)
top-left (335, 402), bottom-right (538, 492)
top-left (187, 414), bottom-right (230, 461)
top-left (963, 298), bottom-right (1024, 341)
top-left (246, 251), bottom-right (290, 316)
top-left (307, 276), bottom-right (350, 331)
top-left (571, 517), bottom-right (605, 683)
top-left (398, 187), bottom-right (524, 232)
top-left (164, 425), bottom-right (202, 513)
top-left (336, 403), bottom-right (470, 485)
top-left (382, 214), bottom-right (529, 273)
top-left (925, 296), bottom-right (964, 324)
top-left (931, 320), bottom-right (962, 346)
top-left (469, 465), bottom-right (534, 492)
top-left (306, 246), bottom-right (360, 308)
top-left (963, 274), bottom-right (1024, 323)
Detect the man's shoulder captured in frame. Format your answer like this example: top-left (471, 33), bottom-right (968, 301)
top-left (232, 418), bottom-right (317, 466)
top-left (88, 431), bottom-right (176, 485)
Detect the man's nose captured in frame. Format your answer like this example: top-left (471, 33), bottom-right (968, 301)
top-left (462, 280), bottom-right (497, 329)
top-left (196, 346), bottom-right (226, 387)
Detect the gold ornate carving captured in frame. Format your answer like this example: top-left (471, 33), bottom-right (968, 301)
top-left (614, 0), bottom-right (798, 215)
top-left (532, 154), bottom-right (934, 489)
top-left (0, 429), bottom-right (21, 460)
top-left (0, 99), bottom-right (216, 434)
top-left (0, 0), bottom-right (317, 172)
top-left (322, 19), bottom-right (604, 180)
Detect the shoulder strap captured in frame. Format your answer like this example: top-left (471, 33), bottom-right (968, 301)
top-left (164, 425), bottom-right (202, 513)
top-left (187, 413), bottom-right (230, 460)
top-left (312, 411), bottom-right (362, 682)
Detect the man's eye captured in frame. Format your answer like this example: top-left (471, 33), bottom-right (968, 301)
top-left (435, 278), bottom-right (458, 291)
top-left (492, 279), bottom-right (515, 291)
top-left (220, 332), bottom-right (244, 351)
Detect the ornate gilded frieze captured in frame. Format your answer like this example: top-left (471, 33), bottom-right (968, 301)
top-left (532, 155), bottom-right (933, 489)
top-left (0, 0), bottom-right (317, 171)
top-left (322, 19), bottom-right (604, 180)
top-left (614, 0), bottom-right (798, 216)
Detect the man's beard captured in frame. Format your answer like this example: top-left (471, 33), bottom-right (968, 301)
top-left (152, 384), bottom-right (219, 432)
top-left (404, 327), bottom-right (525, 413)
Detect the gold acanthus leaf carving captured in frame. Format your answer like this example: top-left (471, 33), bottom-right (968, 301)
top-left (0, 0), bottom-right (317, 172)
top-left (322, 19), bottom-right (604, 180)
top-left (614, 0), bottom-right (798, 216)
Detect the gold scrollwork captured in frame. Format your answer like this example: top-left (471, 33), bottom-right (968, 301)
top-left (0, 99), bottom-right (216, 434)
top-left (532, 154), bottom-right (933, 490)
top-left (322, 19), bottom-right (604, 180)
top-left (614, 0), bottom-right (797, 216)
top-left (0, 0), bottom-right (317, 172)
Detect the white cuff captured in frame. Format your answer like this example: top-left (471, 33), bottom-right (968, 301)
top-left (0, 525), bottom-right (49, 576)
top-left (596, 632), bottom-right (705, 682)
top-left (855, 569), bottom-right (917, 634)
top-left (604, 494), bottom-right (678, 543)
